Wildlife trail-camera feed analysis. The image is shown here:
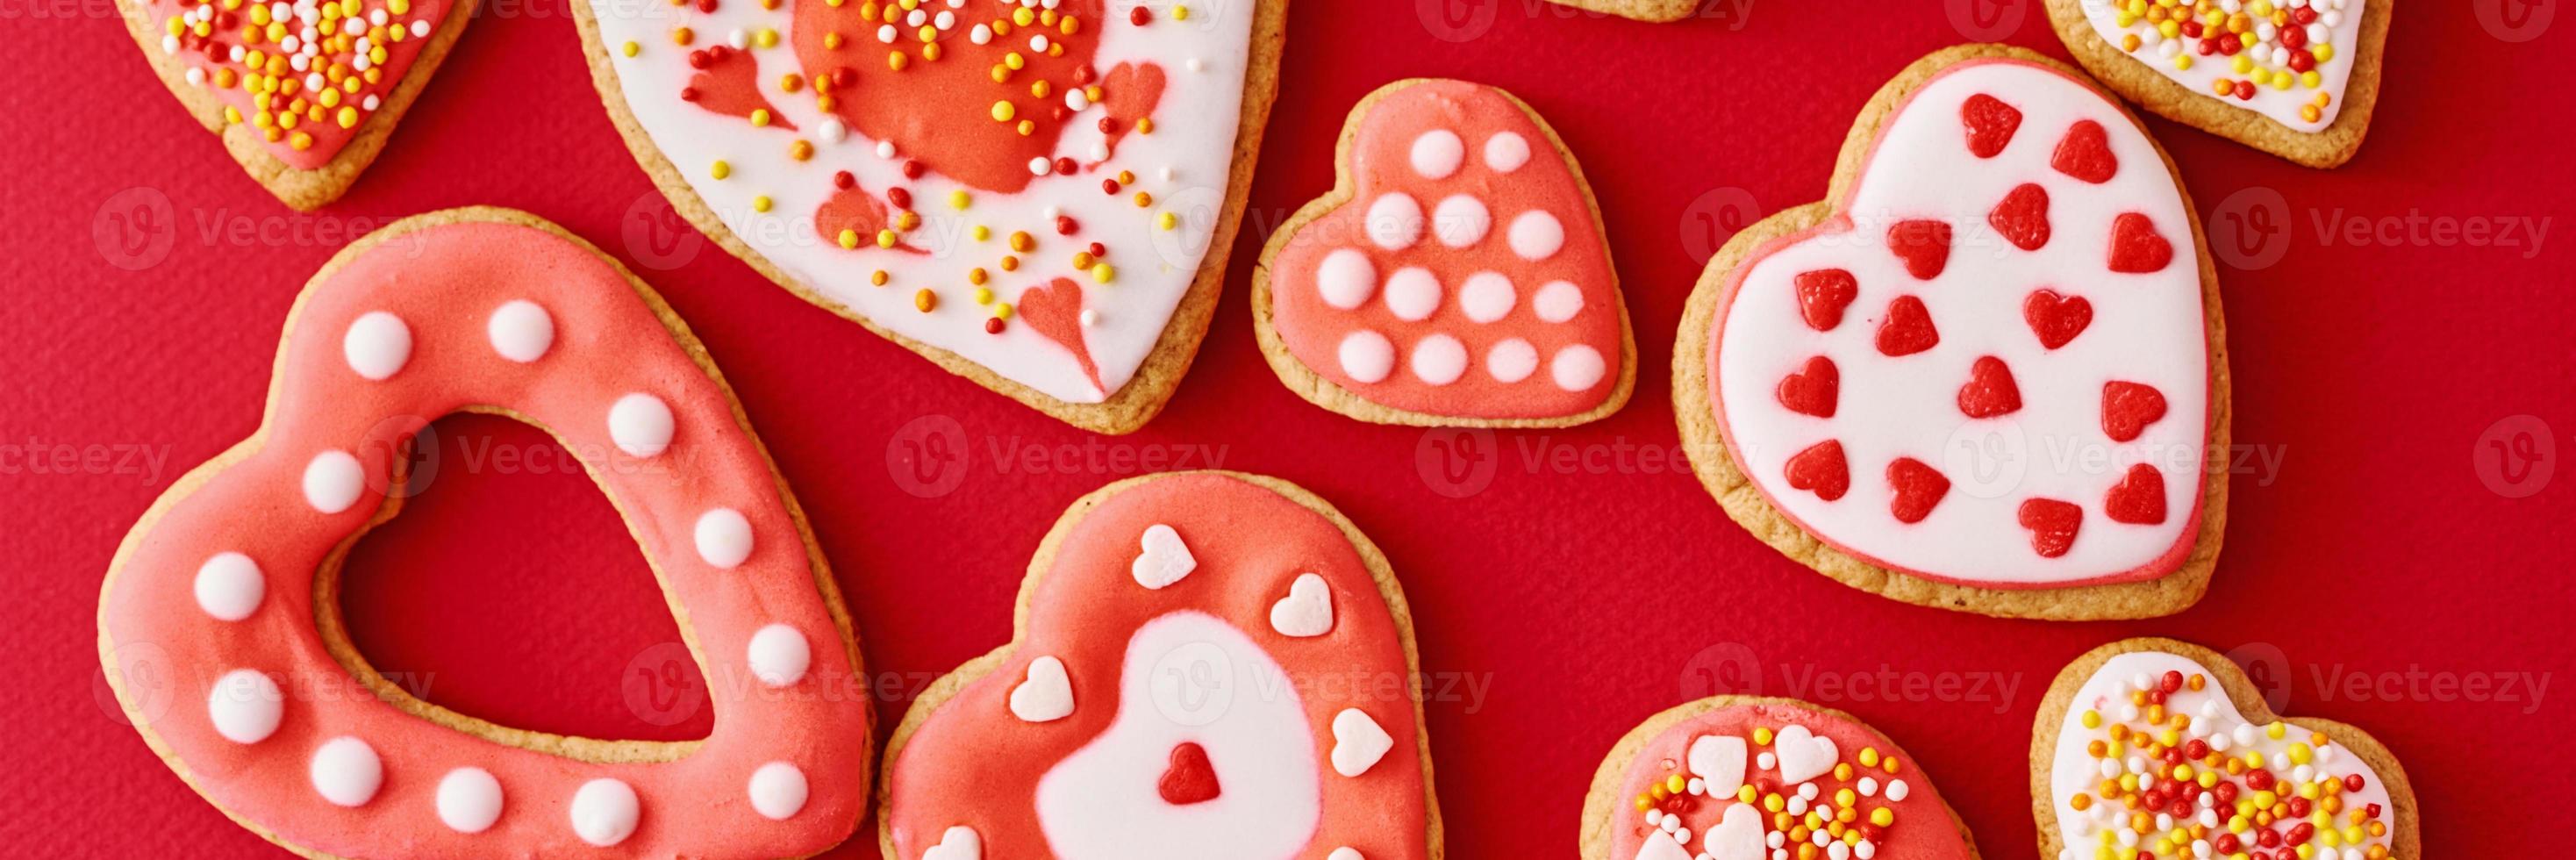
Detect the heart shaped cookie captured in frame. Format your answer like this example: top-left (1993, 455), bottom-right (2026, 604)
top-left (572, 0), bottom-right (1287, 434)
top-left (2043, 0), bottom-right (2389, 167)
top-left (96, 208), bottom-right (872, 856)
top-left (116, 0), bottom-right (475, 208)
top-left (878, 471), bottom-right (1442, 860)
top-left (2033, 638), bottom-right (2419, 860)
top-left (1542, 0), bottom-right (1704, 23)
top-left (1674, 45), bottom-right (2230, 620)
top-left (1256, 78), bottom-right (1633, 427)
top-left (1582, 696), bottom-right (1980, 860)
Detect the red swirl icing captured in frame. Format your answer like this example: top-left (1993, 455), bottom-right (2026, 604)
top-left (683, 44), bottom-right (793, 129)
top-left (1607, 702), bottom-right (1973, 860)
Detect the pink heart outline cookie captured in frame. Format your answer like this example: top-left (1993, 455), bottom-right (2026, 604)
top-left (2043, 0), bottom-right (2392, 168)
top-left (1673, 45), bottom-right (2232, 620)
top-left (114, 0), bottom-right (477, 209)
top-left (96, 208), bottom-right (872, 857)
top-left (2032, 638), bottom-right (2421, 859)
top-left (877, 471), bottom-right (1443, 860)
top-left (1254, 78), bottom-right (1635, 427)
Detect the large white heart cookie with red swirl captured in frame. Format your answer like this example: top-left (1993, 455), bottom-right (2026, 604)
top-left (1674, 45), bottom-right (2230, 620)
top-left (572, 0), bottom-right (1286, 434)
top-left (878, 471), bottom-right (1442, 860)
top-left (2043, 0), bottom-right (2390, 168)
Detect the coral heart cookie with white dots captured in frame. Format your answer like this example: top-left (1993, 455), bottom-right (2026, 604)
top-left (1582, 696), bottom-right (1979, 860)
top-left (1256, 78), bottom-right (1634, 427)
top-left (2043, 0), bottom-right (2389, 167)
top-left (1673, 45), bottom-right (2231, 620)
top-left (879, 471), bottom-right (1442, 860)
top-left (571, 0), bottom-right (1287, 434)
top-left (2034, 638), bottom-right (2419, 860)
top-left (116, 0), bottom-right (475, 208)
top-left (96, 208), bottom-right (872, 857)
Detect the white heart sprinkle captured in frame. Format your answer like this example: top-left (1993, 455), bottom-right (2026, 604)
top-left (1009, 656), bottom-right (1074, 722)
top-left (1129, 524), bottom-right (1196, 590)
top-left (1329, 708), bottom-right (1392, 777)
top-left (1267, 573), bottom-right (1335, 638)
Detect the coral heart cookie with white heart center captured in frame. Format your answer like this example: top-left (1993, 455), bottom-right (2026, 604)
top-left (571, 0), bottom-right (1286, 434)
top-left (1256, 78), bottom-right (1634, 427)
top-left (2034, 639), bottom-right (2419, 860)
top-left (96, 208), bottom-right (872, 857)
top-left (1674, 46), bottom-right (2231, 620)
top-left (880, 471), bottom-right (1442, 860)
top-left (2043, 0), bottom-right (2389, 167)
top-left (117, 0), bottom-right (474, 208)
top-left (1582, 696), bottom-right (1979, 860)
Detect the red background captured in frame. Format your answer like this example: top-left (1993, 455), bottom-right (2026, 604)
top-left (5, 0), bottom-right (2571, 856)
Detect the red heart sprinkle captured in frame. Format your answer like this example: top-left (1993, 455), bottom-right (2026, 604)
top-left (1988, 183), bottom-right (2052, 252)
top-left (1961, 93), bottom-right (2022, 159)
top-left (1794, 269), bottom-right (1859, 332)
top-left (2108, 212), bottom-right (2174, 274)
top-left (1957, 355), bottom-right (2022, 419)
top-left (2023, 290), bottom-right (2093, 349)
top-left (2017, 498), bottom-right (2083, 558)
top-left (1875, 296), bottom-right (1940, 357)
top-left (1886, 457), bottom-right (1950, 525)
top-left (2106, 463), bottom-right (2168, 525)
top-left (2052, 120), bottom-right (2120, 183)
top-left (1887, 219), bottom-right (1951, 281)
top-left (1785, 441), bottom-right (1850, 502)
top-left (1157, 742), bottom-right (1222, 806)
top-left (1776, 356), bottom-right (1839, 418)
top-left (2101, 381), bottom-right (2169, 442)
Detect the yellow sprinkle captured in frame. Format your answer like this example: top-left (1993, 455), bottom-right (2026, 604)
top-left (993, 302), bottom-right (1014, 320)
top-left (621, 40), bottom-right (640, 57)
top-left (710, 160), bottom-right (731, 180)
top-left (876, 229), bottom-right (898, 248)
top-left (913, 289), bottom-right (935, 312)
top-left (974, 286), bottom-right (995, 305)
top-left (990, 101), bottom-right (1016, 122)
top-left (753, 196), bottom-right (773, 212)
top-left (837, 229), bottom-right (859, 249)
top-left (1090, 263), bottom-right (1114, 283)
top-left (949, 190), bottom-right (971, 210)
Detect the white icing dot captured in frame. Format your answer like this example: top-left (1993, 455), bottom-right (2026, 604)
top-left (1507, 211), bottom-right (1566, 261)
top-left (1533, 280), bottom-right (1585, 323)
top-left (1431, 195), bottom-right (1492, 247)
top-left (1409, 334), bottom-right (1468, 385)
top-left (208, 669), bottom-right (283, 744)
top-left (1328, 849), bottom-right (1364, 860)
top-left (1551, 344), bottom-right (1607, 391)
top-left (607, 393), bottom-right (675, 458)
top-left (1485, 132), bottom-right (1532, 173)
top-left (1337, 331), bottom-right (1395, 383)
top-left (486, 300), bottom-right (554, 363)
top-left (309, 736), bottom-right (383, 807)
top-left (1487, 338), bottom-right (1539, 383)
top-left (1409, 129), bottom-right (1465, 179)
top-left (1315, 249), bottom-right (1377, 310)
top-left (1457, 272), bottom-right (1515, 323)
top-left (569, 778), bottom-right (640, 847)
top-left (194, 552), bottom-right (265, 621)
top-left (1363, 193), bottom-right (1425, 251)
top-left (748, 762), bottom-right (809, 821)
top-left (303, 449), bottom-right (364, 514)
top-left (1382, 267), bottom-right (1441, 322)
top-left (342, 311), bottom-right (411, 381)
top-left (435, 767), bottom-right (504, 834)
top-left (693, 508), bottom-right (754, 569)
top-left (747, 623), bottom-right (811, 687)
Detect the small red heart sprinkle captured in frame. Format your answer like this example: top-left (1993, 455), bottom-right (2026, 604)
top-left (2106, 463), bottom-right (2168, 524)
top-left (1156, 742), bottom-right (1222, 806)
top-left (2023, 289), bottom-right (2093, 350)
top-left (1957, 355), bottom-right (2022, 419)
top-left (1961, 93), bottom-right (2022, 159)
top-left (1775, 356), bottom-right (1839, 418)
top-left (2018, 498), bottom-right (2083, 558)
top-left (1875, 296), bottom-right (1940, 357)
top-left (1785, 441), bottom-right (1850, 502)
top-left (1988, 183), bottom-right (2052, 252)
top-left (1794, 269), bottom-right (1859, 332)
top-left (1886, 457), bottom-right (1950, 525)
top-left (2108, 212), bottom-right (2174, 274)
top-left (2101, 381), bottom-right (2168, 442)
top-left (2052, 120), bottom-right (2119, 183)
top-left (1887, 219), bottom-right (1952, 280)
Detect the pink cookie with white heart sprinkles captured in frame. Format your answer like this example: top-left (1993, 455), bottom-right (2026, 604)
top-left (1256, 78), bottom-right (1634, 427)
top-left (1675, 46), bottom-right (2230, 620)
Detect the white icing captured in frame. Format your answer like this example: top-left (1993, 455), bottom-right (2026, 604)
top-left (1316, 249), bottom-right (1377, 310)
top-left (194, 551), bottom-right (264, 621)
top-left (748, 761), bottom-right (808, 821)
top-left (1430, 194), bottom-right (1492, 247)
top-left (606, 392), bottom-right (675, 458)
top-left (1487, 338), bottom-right (1538, 383)
top-left (486, 299), bottom-right (555, 363)
top-left (309, 736), bottom-right (383, 807)
top-left (1339, 331), bottom-right (1395, 383)
top-left (1551, 344), bottom-right (1607, 392)
top-left (1409, 129), bottom-right (1465, 179)
top-left (1382, 267), bottom-right (1442, 322)
top-left (2083, 0), bottom-right (2363, 133)
top-left (1130, 523), bottom-right (1197, 589)
top-left (1365, 193), bottom-right (1426, 251)
top-left (342, 311), bottom-right (411, 381)
top-left (1533, 279), bottom-right (1585, 323)
top-left (1410, 334), bottom-right (1467, 385)
top-left (1010, 655), bottom-right (1076, 723)
top-left (1328, 707), bottom-right (1392, 778)
top-left (1484, 131), bottom-right (1531, 173)
top-left (208, 669), bottom-right (283, 744)
top-left (1267, 572), bottom-right (1334, 638)
top-left (569, 778), bottom-right (640, 847)
top-left (924, 826), bottom-right (983, 860)
top-left (746, 623), bottom-right (810, 687)
top-left (693, 507), bottom-right (754, 569)
top-left (1457, 272), bottom-right (1515, 323)
top-left (301, 449), bottom-right (364, 514)
top-left (1506, 211), bottom-right (1564, 261)
top-left (435, 767), bottom-right (504, 834)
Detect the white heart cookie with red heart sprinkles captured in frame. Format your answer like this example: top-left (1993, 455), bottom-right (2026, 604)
top-left (96, 209), bottom-right (871, 857)
top-left (1257, 78), bottom-right (1632, 426)
top-left (574, 0), bottom-right (1283, 433)
top-left (881, 472), bottom-right (1440, 860)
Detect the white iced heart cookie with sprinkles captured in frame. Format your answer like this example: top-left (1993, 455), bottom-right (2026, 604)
top-left (2033, 638), bottom-right (2419, 860)
top-left (2043, 0), bottom-right (2389, 167)
top-left (1255, 78), bottom-right (1634, 427)
top-left (1581, 696), bottom-right (1980, 860)
top-left (572, 0), bottom-right (1287, 434)
top-left (96, 208), bottom-right (872, 857)
top-left (1673, 45), bottom-right (2230, 620)
top-left (878, 471), bottom-right (1442, 860)
top-left (115, 0), bottom-right (475, 208)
